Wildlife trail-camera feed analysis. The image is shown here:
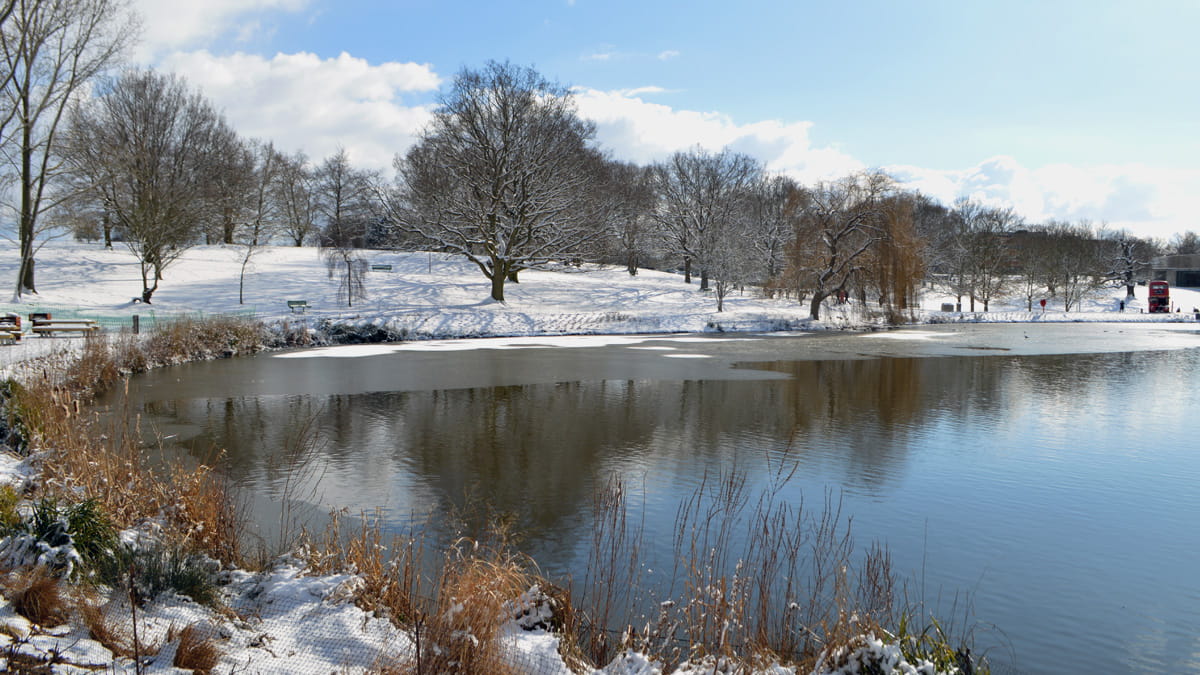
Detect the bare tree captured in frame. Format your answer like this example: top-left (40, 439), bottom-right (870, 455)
top-left (1169, 230), bottom-right (1199, 255)
top-left (747, 173), bottom-right (795, 286)
top-left (274, 150), bottom-right (319, 246)
top-left (63, 69), bottom-right (232, 303)
top-left (1009, 229), bottom-right (1056, 310)
top-left (649, 147), bottom-right (762, 291)
top-left (236, 139), bottom-right (283, 304)
top-left (390, 61), bottom-right (604, 302)
top-left (953, 199), bottom-right (1022, 311)
top-left (1045, 220), bottom-right (1106, 312)
top-left (315, 147), bottom-right (376, 248)
top-left (784, 170), bottom-right (896, 320)
top-left (909, 194), bottom-right (958, 300)
top-left (1101, 228), bottom-right (1153, 299)
top-left (595, 159), bottom-right (654, 276)
top-left (706, 192), bottom-right (757, 312)
top-left (1, 0), bottom-right (136, 300)
top-left (314, 148), bottom-right (378, 308)
top-left (321, 245), bottom-right (368, 307)
top-left (204, 128), bottom-right (255, 245)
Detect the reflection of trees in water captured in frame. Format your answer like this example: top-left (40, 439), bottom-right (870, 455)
top-left (146, 359), bottom-right (995, 527)
top-left (119, 349), bottom-right (1190, 560)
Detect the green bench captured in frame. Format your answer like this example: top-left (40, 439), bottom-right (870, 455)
top-left (370, 264), bottom-right (393, 272)
top-left (30, 319), bottom-right (100, 337)
top-left (287, 300), bottom-right (309, 314)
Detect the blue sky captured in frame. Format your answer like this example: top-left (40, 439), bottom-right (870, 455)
top-left (134, 0), bottom-right (1200, 240)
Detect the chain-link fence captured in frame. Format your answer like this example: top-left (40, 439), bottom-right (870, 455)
top-left (0, 305), bottom-right (260, 333)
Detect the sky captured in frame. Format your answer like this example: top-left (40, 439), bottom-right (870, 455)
top-left (130, 0), bottom-right (1200, 241)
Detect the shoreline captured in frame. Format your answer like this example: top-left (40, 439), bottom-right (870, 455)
top-left (0, 315), bottom-right (991, 674)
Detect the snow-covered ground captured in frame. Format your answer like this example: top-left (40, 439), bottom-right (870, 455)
top-left (2, 241), bottom-right (1197, 370)
top-left (1, 240), bottom-right (1197, 672)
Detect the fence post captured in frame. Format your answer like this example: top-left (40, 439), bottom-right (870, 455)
top-left (132, 315), bottom-right (139, 334)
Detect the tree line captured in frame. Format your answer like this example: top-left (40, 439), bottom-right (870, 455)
top-left (0, 7), bottom-right (1185, 313)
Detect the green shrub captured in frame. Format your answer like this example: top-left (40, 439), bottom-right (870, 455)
top-left (94, 543), bottom-right (221, 607)
top-left (0, 484), bottom-right (22, 533)
top-left (0, 497), bottom-right (118, 578)
top-left (892, 614), bottom-right (986, 674)
top-left (0, 379), bottom-right (32, 454)
top-left (28, 497), bottom-right (117, 567)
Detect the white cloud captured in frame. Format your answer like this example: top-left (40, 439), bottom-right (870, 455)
top-left (569, 89), bottom-right (1199, 240)
top-left (132, 0), bottom-right (312, 61)
top-left (657, 50), bottom-right (680, 60)
top-left (149, 42), bottom-right (1197, 241)
top-left (887, 157), bottom-right (1200, 241)
top-left (159, 50), bottom-right (440, 171)
top-left (573, 87), bottom-right (862, 182)
top-left (614, 86), bottom-right (668, 97)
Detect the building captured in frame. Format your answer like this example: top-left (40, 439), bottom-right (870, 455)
top-left (1151, 254), bottom-right (1200, 287)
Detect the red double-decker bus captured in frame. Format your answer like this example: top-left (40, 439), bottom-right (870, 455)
top-left (1148, 280), bottom-right (1170, 313)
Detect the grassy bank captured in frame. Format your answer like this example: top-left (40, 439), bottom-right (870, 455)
top-left (0, 319), bottom-right (988, 673)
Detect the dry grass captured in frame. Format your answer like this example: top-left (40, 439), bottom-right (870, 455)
top-left (4, 317), bottom-right (267, 566)
top-left (567, 466), bottom-right (933, 673)
top-left (417, 542), bottom-right (533, 674)
top-left (80, 601), bottom-right (136, 659)
top-left (300, 509), bottom-right (424, 624)
top-left (171, 623), bottom-right (221, 673)
top-left (5, 568), bottom-right (68, 628)
top-left (302, 511), bottom-right (549, 675)
top-left (6, 376), bottom-right (247, 568)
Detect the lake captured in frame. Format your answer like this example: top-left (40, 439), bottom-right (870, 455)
top-left (102, 323), bottom-right (1200, 674)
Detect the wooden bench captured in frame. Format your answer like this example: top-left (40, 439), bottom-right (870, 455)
top-left (30, 319), bottom-right (100, 337)
top-left (0, 329), bottom-right (19, 345)
top-left (370, 264), bottom-right (393, 272)
top-left (287, 300), bottom-right (309, 314)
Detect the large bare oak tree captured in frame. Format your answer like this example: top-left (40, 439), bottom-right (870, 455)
top-left (390, 61), bottom-right (603, 302)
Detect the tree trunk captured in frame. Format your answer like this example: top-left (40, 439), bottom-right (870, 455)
top-left (809, 290), bottom-right (827, 320)
top-left (239, 252), bottom-right (250, 304)
top-left (19, 256), bottom-right (35, 295)
top-left (17, 116), bottom-right (36, 296)
top-left (141, 271), bottom-right (158, 304)
top-left (507, 269), bottom-right (519, 283)
top-left (490, 271), bottom-right (506, 302)
top-left (683, 257), bottom-right (692, 284)
top-left (700, 268), bottom-right (709, 292)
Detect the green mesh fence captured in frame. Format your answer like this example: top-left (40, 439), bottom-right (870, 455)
top-left (0, 306), bottom-right (258, 332)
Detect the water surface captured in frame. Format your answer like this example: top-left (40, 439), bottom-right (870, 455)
top-left (105, 324), bottom-right (1200, 674)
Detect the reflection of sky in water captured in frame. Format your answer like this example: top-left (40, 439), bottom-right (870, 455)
top-left (108, 324), bottom-right (1200, 675)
